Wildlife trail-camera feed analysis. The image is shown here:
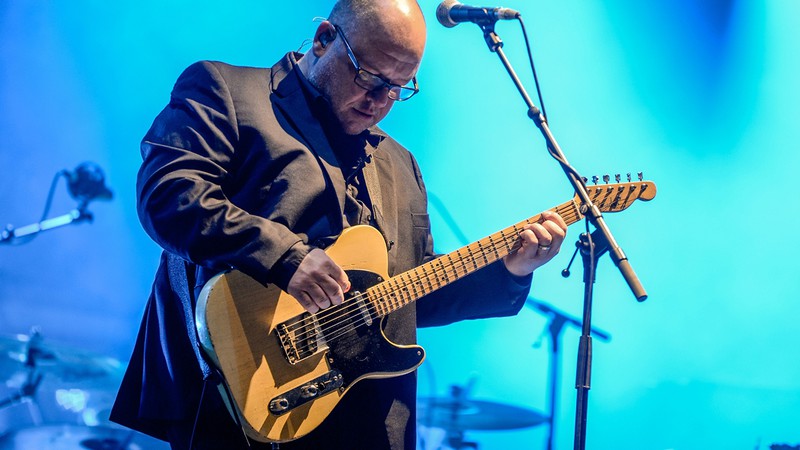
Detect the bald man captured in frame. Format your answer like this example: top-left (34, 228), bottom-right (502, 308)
top-left (111, 1), bottom-right (566, 449)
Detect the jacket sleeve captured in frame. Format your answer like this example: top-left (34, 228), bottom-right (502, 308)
top-left (136, 61), bottom-right (309, 288)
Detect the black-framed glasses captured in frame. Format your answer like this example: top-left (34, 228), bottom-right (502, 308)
top-left (332, 24), bottom-right (419, 101)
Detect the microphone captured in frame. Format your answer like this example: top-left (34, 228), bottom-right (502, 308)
top-left (65, 161), bottom-right (113, 204)
top-left (436, 0), bottom-right (520, 28)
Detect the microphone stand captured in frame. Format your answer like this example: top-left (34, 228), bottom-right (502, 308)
top-left (1, 201), bottom-right (94, 245)
top-left (474, 20), bottom-right (648, 450)
top-left (526, 298), bottom-right (611, 450)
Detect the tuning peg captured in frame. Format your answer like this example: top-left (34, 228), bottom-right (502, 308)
top-left (614, 174), bottom-right (621, 183)
top-left (582, 177), bottom-right (588, 184)
top-left (637, 172), bottom-right (643, 181)
top-left (591, 175), bottom-right (599, 184)
top-left (627, 172), bottom-right (632, 182)
top-left (602, 174), bottom-right (610, 184)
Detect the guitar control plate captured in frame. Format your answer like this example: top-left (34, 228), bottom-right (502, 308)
top-left (268, 370), bottom-right (344, 416)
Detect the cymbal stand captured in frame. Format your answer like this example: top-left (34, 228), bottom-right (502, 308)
top-left (0, 332), bottom-right (47, 428)
top-left (444, 384), bottom-right (479, 450)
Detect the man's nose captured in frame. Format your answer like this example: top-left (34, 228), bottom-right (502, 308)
top-left (366, 87), bottom-right (391, 107)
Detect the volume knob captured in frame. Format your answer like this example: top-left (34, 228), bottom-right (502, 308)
top-left (269, 397), bottom-right (290, 413)
top-left (300, 384), bottom-right (320, 398)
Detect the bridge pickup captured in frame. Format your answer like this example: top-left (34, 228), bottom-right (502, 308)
top-left (268, 371), bottom-right (344, 416)
top-left (275, 313), bottom-right (327, 364)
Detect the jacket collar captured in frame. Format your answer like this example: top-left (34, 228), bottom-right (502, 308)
top-left (270, 53), bottom-right (390, 236)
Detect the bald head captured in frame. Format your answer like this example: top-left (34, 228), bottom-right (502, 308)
top-left (328, 0), bottom-right (426, 63)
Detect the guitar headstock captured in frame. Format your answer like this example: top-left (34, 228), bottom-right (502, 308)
top-left (577, 173), bottom-right (656, 213)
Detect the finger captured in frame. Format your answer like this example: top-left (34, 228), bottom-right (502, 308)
top-left (306, 284), bottom-right (332, 311)
top-left (528, 222), bottom-right (553, 247)
top-left (296, 290), bottom-right (320, 314)
top-left (541, 221), bottom-right (566, 249)
top-left (329, 265), bottom-right (351, 294)
top-left (516, 229), bottom-right (539, 257)
top-left (321, 276), bottom-right (346, 306)
top-left (541, 210), bottom-right (568, 230)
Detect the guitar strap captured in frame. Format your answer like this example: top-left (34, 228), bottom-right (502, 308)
top-left (362, 155), bottom-right (384, 230)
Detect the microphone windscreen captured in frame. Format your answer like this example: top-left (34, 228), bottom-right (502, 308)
top-left (436, 0), bottom-right (460, 28)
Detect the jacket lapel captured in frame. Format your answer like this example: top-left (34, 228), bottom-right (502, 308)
top-left (269, 53), bottom-right (347, 229)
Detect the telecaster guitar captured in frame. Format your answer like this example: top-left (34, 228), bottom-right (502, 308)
top-left (195, 179), bottom-right (656, 443)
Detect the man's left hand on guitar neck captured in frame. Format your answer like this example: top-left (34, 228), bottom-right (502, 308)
top-left (503, 210), bottom-right (568, 277)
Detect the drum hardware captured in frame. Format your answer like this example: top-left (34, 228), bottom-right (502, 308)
top-left (418, 382), bottom-right (547, 449)
top-left (1, 161), bottom-right (112, 245)
top-left (0, 330), bottom-right (168, 449)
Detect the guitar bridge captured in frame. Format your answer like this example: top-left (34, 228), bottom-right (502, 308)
top-left (276, 313), bottom-right (327, 364)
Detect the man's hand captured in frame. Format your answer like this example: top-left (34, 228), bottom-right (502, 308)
top-left (287, 248), bottom-right (351, 313)
top-left (503, 210), bottom-right (568, 277)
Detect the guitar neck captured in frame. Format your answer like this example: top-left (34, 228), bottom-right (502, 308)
top-left (367, 198), bottom-right (584, 317)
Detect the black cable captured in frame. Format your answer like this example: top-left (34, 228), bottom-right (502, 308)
top-left (517, 15), bottom-right (589, 194)
top-left (517, 16), bottom-right (548, 122)
top-left (40, 170), bottom-right (68, 221)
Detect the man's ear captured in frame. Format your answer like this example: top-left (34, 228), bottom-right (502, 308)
top-left (319, 31), bottom-right (334, 48)
top-left (312, 21), bottom-right (337, 55)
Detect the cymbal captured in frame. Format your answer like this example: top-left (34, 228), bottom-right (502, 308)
top-left (417, 397), bottom-right (548, 431)
top-left (0, 333), bottom-right (122, 385)
top-left (0, 425), bottom-right (169, 450)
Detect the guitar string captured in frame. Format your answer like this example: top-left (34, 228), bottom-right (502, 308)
top-left (302, 183), bottom-right (652, 346)
top-left (281, 205), bottom-right (585, 352)
top-left (284, 205), bottom-right (583, 349)
top-left (284, 207), bottom-right (557, 338)
top-left (282, 190), bottom-right (656, 354)
top-left (282, 204), bottom-right (583, 347)
top-left (281, 181), bottom-right (649, 340)
top-left (281, 223), bottom-right (528, 353)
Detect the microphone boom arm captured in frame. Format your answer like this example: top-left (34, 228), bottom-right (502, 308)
top-left (1, 206), bottom-right (93, 244)
top-left (477, 22), bottom-right (647, 301)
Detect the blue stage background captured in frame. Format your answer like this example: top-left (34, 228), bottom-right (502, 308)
top-left (1, 1), bottom-right (798, 449)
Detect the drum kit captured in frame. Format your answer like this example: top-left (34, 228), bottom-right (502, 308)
top-left (417, 381), bottom-right (548, 450)
top-left (0, 330), bottom-right (544, 450)
top-left (0, 330), bottom-right (167, 450)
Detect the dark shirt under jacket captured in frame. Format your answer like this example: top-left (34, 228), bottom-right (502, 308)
top-left (111, 53), bottom-right (532, 450)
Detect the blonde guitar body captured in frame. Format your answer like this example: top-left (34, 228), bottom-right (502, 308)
top-left (195, 225), bottom-right (425, 443)
top-left (195, 179), bottom-right (657, 443)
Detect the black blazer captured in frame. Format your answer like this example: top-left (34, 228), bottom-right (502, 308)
top-left (111, 54), bottom-right (530, 449)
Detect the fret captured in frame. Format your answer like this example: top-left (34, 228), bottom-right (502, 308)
top-left (502, 230), bottom-right (515, 253)
top-left (459, 249), bottom-right (469, 277)
top-left (476, 240), bottom-right (487, 266)
top-left (431, 260), bottom-right (441, 286)
top-left (489, 235), bottom-right (500, 260)
top-left (386, 278), bottom-right (398, 311)
top-left (458, 249), bottom-right (469, 277)
top-left (469, 246), bottom-right (479, 270)
top-left (408, 270), bottom-right (421, 299)
top-left (443, 254), bottom-right (455, 282)
top-left (368, 290), bottom-right (384, 316)
top-left (368, 285), bottom-right (381, 316)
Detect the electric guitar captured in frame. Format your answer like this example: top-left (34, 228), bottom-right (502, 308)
top-left (195, 179), bottom-right (656, 443)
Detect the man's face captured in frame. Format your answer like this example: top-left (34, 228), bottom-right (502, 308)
top-left (309, 25), bottom-right (423, 135)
